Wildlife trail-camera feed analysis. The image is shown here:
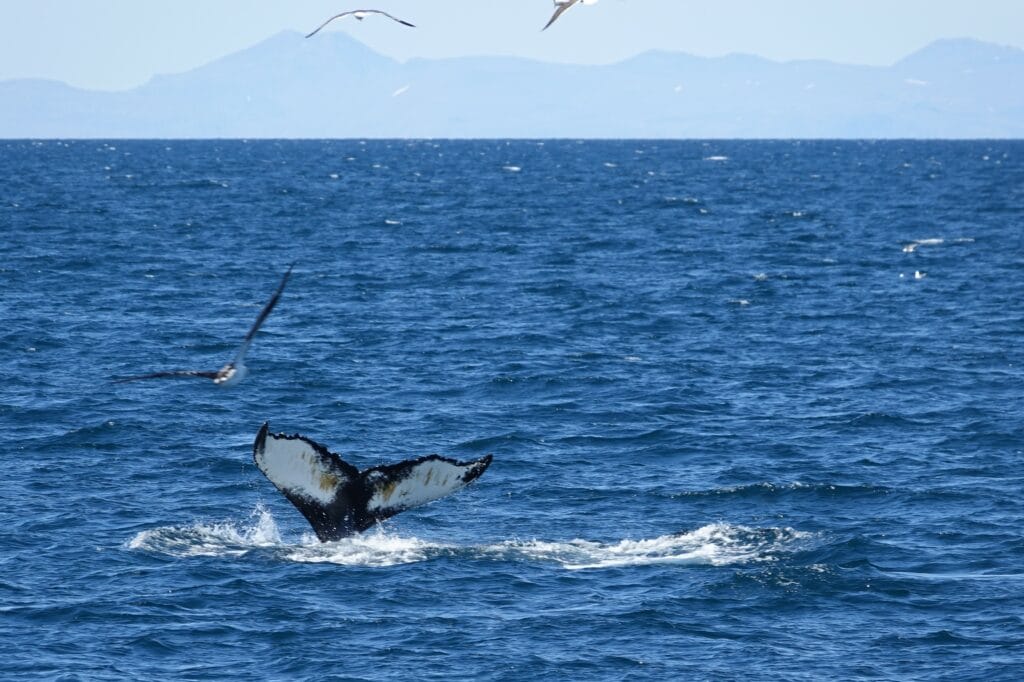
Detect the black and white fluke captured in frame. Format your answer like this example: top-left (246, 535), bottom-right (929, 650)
top-left (252, 423), bottom-right (492, 542)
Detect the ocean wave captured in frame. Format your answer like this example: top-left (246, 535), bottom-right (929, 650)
top-left (881, 570), bottom-right (1024, 582)
top-left (174, 179), bottom-right (230, 190)
top-left (817, 412), bottom-right (928, 429)
top-left (675, 481), bottom-right (892, 500)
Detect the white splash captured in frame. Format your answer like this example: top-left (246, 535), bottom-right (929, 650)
top-left (126, 504), bottom-right (282, 557)
top-left (129, 513), bottom-right (807, 571)
top-left (286, 532), bottom-right (442, 567)
top-left (495, 524), bottom-right (810, 571)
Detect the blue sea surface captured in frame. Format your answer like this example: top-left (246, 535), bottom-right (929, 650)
top-left (1, 139), bottom-right (1023, 680)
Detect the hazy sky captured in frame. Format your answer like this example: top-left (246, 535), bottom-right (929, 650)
top-left (3, 1), bottom-right (1024, 90)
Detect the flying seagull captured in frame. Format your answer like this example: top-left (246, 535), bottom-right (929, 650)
top-left (306, 9), bottom-right (416, 38)
top-left (542, 0), bottom-right (599, 31)
top-left (113, 264), bottom-right (294, 387)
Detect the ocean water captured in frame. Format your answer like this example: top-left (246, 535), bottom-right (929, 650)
top-left (1, 139), bottom-right (1022, 680)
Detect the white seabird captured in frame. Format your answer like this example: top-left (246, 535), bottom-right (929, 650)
top-left (306, 9), bottom-right (416, 38)
top-left (113, 264), bottom-right (294, 387)
top-left (542, 0), bottom-right (599, 31)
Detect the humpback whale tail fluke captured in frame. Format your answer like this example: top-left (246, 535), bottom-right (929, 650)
top-left (252, 423), bottom-right (492, 542)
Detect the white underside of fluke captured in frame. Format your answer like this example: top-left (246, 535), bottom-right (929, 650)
top-left (364, 459), bottom-right (477, 513)
top-left (255, 434), bottom-right (349, 504)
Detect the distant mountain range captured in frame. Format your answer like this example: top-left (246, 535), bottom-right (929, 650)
top-left (2, 32), bottom-right (1022, 138)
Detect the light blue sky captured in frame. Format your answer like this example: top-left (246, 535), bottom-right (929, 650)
top-left (3, 0), bottom-right (1024, 90)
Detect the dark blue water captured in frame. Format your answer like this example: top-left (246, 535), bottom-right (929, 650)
top-left (2, 139), bottom-right (1022, 680)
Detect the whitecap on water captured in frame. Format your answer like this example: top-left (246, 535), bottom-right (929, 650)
top-left (490, 524), bottom-right (810, 570)
top-left (502, 165), bottom-right (522, 173)
top-left (704, 156), bottom-right (729, 162)
top-left (902, 238), bottom-right (945, 253)
top-left (902, 237), bottom-right (974, 253)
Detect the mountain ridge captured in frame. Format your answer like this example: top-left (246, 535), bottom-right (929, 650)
top-left (2, 33), bottom-right (1021, 138)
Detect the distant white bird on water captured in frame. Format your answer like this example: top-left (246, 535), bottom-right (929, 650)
top-left (113, 265), bottom-right (294, 387)
top-left (306, 9), bottom-right (416, 38)
top-left (543, 0), bottom-right (599, 31)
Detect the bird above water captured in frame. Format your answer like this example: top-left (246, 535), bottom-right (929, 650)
top-left (542, 0), bottom-right (599, 31)
top-left (306, 9), bottom-right (416, 38)
top-left (113, 264), bottom-right (294, 387)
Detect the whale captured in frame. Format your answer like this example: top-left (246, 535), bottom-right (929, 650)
top-left (252, 423), bottom-right (492, 542)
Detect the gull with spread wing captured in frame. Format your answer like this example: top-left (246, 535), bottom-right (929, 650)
top-left (306, 9), bottom-right (415, 38)
top-left (113, 265), bottom-right (293, 387)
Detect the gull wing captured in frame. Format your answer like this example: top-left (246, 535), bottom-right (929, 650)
top-left (112, 369), bottom-right (218, 383)
top-left (543, 0), bottom-right (579, 31)
top-left (232, 264), bottom-right (293, 364)
top-left (374, 10), bottom-right (416, 27)
top-left (306, 11), bottom-right (358, 38)
top-left (306, 10), bottom-right (415, 38)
